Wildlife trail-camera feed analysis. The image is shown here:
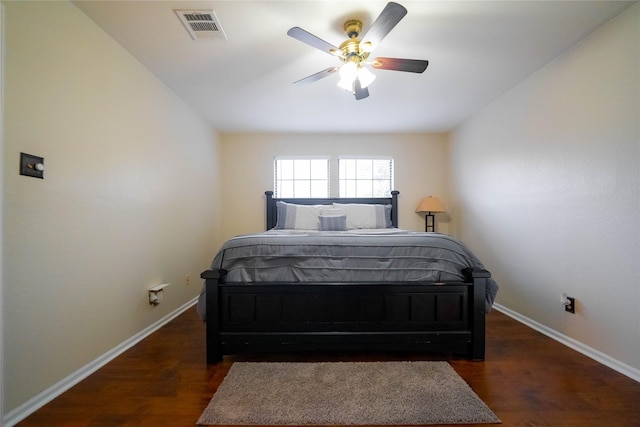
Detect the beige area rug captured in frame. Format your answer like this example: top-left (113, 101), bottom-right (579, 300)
top-left (198, 361), bottom-right (501, 425)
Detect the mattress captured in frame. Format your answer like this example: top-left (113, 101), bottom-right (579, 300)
top-left (197, 229), bottom-right (498, 320)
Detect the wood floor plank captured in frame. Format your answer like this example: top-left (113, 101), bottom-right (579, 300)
top-left (16, 308), bottom-right (640, 426)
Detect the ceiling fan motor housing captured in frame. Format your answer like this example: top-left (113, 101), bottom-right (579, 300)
top-left (339, 20), bottom-right (370, 64)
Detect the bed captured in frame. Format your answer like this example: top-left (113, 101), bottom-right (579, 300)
top-left (198, 190), bottom-right (498, 364)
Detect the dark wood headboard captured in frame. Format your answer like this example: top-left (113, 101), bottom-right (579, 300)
top-left (265, 190), bottom-right (400, 230)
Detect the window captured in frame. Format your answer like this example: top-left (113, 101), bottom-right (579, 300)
top-left (274, 157), bottom-right (329, 198)
top-left (339, 157), bottom-right (394, 197)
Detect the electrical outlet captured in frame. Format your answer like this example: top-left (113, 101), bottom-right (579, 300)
top-left (565, 296), bottom-right (575, 313)
top-left (185, 274), bottom-right (190, 286)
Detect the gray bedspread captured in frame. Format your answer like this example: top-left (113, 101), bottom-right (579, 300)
top-left (197, 229), bottom-right (498, 320)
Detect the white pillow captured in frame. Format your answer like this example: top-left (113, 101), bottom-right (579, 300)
top-left (320, 208), bottom-right (347, 217)
top-left (274, 202), bottom-right (324, 230)
top-left (332, 203), bottom-right (392, 229)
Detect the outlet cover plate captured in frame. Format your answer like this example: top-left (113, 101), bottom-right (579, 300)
top-left (20, 152), bottom-right (44, 179)
top-left (565, 296), bottom-right (575, 313)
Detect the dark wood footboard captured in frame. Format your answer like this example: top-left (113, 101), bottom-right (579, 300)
top-left (201, 268), bottom-right (489, 364)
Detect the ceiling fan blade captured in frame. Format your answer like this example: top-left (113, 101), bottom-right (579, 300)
top-left (293, 67), bottom-right (339, 86)
top-left (287, 27), bottom-right (342, 56)
top-left (361, 2), bottom-right (407, 52)
top-left (353, 78), bottom-right (369, 100)
top-left (371, 57), bottom-right (429, 73)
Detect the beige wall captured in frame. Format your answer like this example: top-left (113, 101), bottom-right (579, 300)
top-left (449, 4), bottom-right (639, 376)
top-left (3, 1), bottom-right (221, 413)
top-left (219, 132), bottom-right (450, 240)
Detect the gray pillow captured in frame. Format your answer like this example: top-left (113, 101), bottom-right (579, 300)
top-left (318, 215), bottom-right (348, 231)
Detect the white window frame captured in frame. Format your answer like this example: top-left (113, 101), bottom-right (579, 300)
top-left (274, 156), bottom-right (330, 198)
top-left (338, 156), bottom-right (394, 198)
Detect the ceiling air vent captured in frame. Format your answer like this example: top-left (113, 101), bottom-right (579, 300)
top-left (174, 10), bottom-right (227, 40)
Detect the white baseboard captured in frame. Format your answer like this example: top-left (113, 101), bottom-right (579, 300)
top-left (3, 297), bottom-right (199, 427)
top-left (494, 303), bottom-right (640, 383)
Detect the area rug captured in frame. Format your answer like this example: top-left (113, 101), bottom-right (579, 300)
top-left (197, 361), bottom-right (501, 425)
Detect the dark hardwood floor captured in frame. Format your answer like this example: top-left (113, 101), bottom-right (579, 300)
top-left (17, 308), bottom-right (640, 426)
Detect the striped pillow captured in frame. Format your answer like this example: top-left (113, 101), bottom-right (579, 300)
top-left (318, 215), bottom-right (347, 231)
top-left (274, 202), bottom-right (324, 230)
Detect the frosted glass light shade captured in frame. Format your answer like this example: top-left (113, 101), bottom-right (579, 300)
top-left (357, 67), bottom-right (376, 88)
top-left (337, 77), bottom-right (354, 91)
top-left (339, 62), bottom-right (357, 81)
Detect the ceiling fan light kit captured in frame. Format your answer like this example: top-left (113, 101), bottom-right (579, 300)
top-left (287, 2), bottom-right (429, 100)
top-left (336, 20), bottom-right (377, 92)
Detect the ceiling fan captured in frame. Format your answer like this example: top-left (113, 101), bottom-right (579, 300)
top-left (287, 2), bottom-right (429, 100)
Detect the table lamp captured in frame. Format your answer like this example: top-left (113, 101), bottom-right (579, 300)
top-left (415, 196), bottom-right (445, 232)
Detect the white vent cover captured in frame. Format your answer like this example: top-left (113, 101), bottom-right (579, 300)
top-left (174, 10), bottom-right (227, 40)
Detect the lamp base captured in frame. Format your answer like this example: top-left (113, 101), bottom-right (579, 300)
top-left (425, 213), bottom-right (436, 232)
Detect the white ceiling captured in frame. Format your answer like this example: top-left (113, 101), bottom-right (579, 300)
top-left (73, 1), bottom-right (634, 134)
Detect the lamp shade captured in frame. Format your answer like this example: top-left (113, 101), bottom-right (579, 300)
top-left (415, 196), bottom-right (445, 213)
